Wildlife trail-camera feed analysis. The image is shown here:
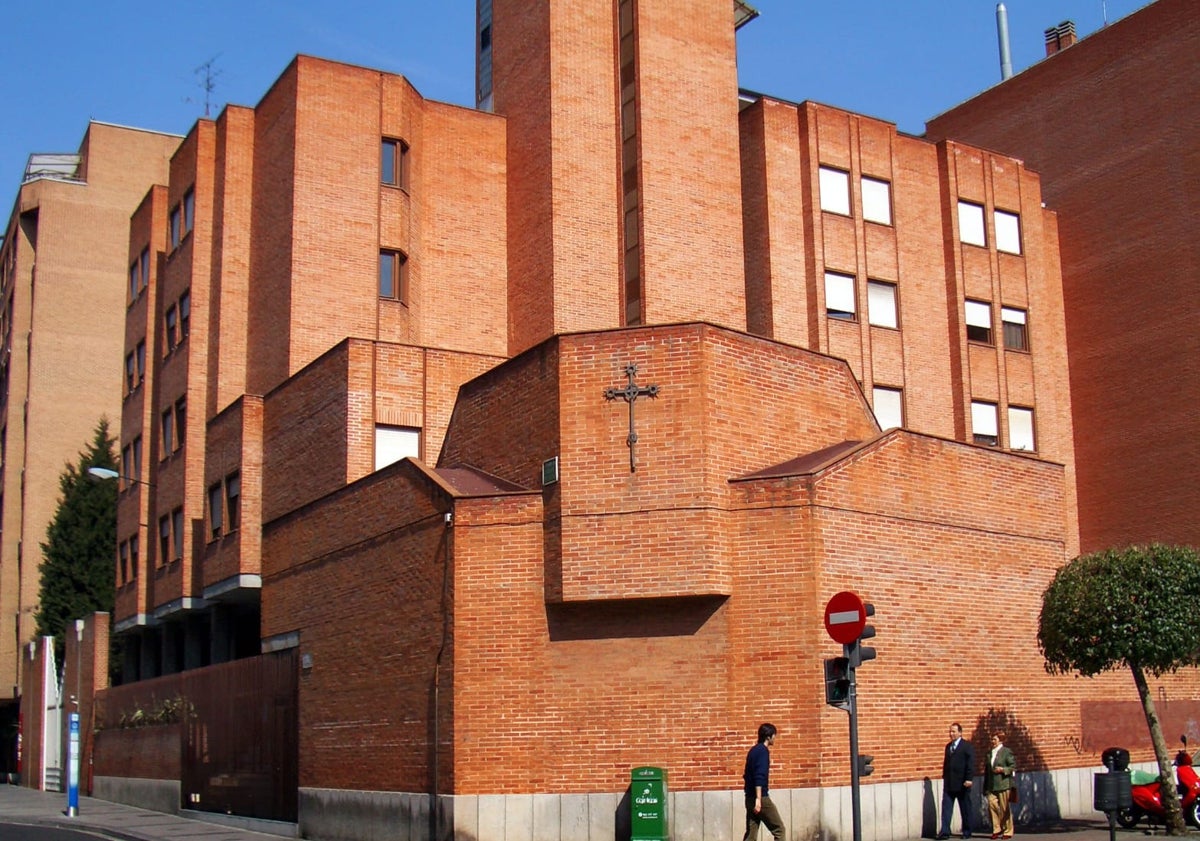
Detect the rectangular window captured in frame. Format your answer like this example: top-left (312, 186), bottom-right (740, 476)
top-left (182, 189), bottom-right (195, 235)
top-left (169, 205), bottom-right (181, 250)
top-left (159, 516), bottom-right (171, 565)
top-left (125, 353), bottom-right (136, 394)
top-left (958, 200), bottom-right (986, 247)
top-left (139, 247), bottom-right (150, 290)
top-left (165, 306), bottom-right (178, 352)
top-left (375, 425), bottom-right (421, 470)
top-left (161, 408), bottom-right (174, 457)
top-left (381, 139), bottom-right (410, 190)
top-left (136, 341), bottom-right (146, 384)
top-left (867, 281), bottom-right (898, 329)
top-left (226, 472), bottom-right (241, 531)
top-left (971, 400), bottom-right (999, 446)
top-left (995, 209), bottom-right (1022, 255)
top-left (119, 541), bottom-right (129, 585)
top-left (132, 436), bottom-right (143, 481)
top-left (819, 166), bottom-right (851, 215)
top-left (965, 300), bottom-right (993, 344)
top-left (379, 250), bottom-right (409, 303)
top-left (121, 445), bottom-right (132, 485)
top-left (174, 397), bottom-right (187, 448)
top-left (172, 508), bottom-right (184, 561)
top-left (129, 535), bottom-right (139, 579)
top-left (129, 261), bottom-right (140, 303)
top-left (1009, 406), bottom-right (1036, 451)
top-left (861, 176), bottom-right (892, 225)
top-left (872, 386), bottom-right (903, 430)
top-left (179, 291), bottom-right (190, 339)
top-left (824, 271), bottom-right (856, 320)
top-left (1002, 306), bottom-right (1028, 351)
top-left (209, 483), bottom-right (223, 539)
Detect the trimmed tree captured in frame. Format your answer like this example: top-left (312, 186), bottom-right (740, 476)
top-left (1038, 544), bottom-right (1200, 834)
top-left (35, 419), bottom-right (118, 674)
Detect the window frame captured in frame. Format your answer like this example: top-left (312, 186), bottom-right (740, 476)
top-left (379, 249), bottom-right (409, 304)
top-left (161, 408), bottom-right (174, 458)
top-left (226, 471), bottom-right (241, 532)
top-left (179, 291), bottom-right (191, 340)
top-left (824, 271), bottom-right (857, 321)
top-left (165, 305), bottom-right (178, 352)
top-left (971, 400), bottom-right (999, 447)
top-left (171, 508), bottom-right (185, 561)
top-left (1002, 306), bottom-right (1028, 351)
top-left (872, 386), bottom-right (904, 430)
top-left (159, 516), bottom-right (171, 566)
top-left (958, 200), bottom-right (986, 247)
top-left (209, 482), bottom-right (224, 540)
top-left (965, 300), bottom-right (993, 345)
top-left (866, 280), bottom-right (898, 329)
top-left (1008, 406), bottom-right (1036, 452)
top-left (381, 138), bottom-right (411, 190)
top-left (994, 209), bottom-right (1022, 255)
top-left (818, 166), bottom-right (851, 216)
top-left (861, 176), bottom-right (892, 226)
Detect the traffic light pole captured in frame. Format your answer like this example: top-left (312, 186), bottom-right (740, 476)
top-left (847, 643), bottom-right (863, 841)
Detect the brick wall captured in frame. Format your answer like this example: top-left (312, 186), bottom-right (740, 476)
top-left (925, 0), bottom-right (1196, 553)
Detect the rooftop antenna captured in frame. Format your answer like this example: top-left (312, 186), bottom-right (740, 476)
top-left (1102, 0), bottom-right (1109, 25)
top-left (193, 54), bottom-right (223, 117)
top-left (996, 3), bottom-right (1014, 80)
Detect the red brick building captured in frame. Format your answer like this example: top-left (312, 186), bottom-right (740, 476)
top-left (71, 0), bottom-right (1198, 839)
top-left (926, 0), bottom-right (1199, 554)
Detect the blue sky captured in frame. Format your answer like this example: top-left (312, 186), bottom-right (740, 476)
top-left (0, 0), bottom-right (1147, 217)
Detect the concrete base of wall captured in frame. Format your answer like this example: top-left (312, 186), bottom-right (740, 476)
top-left (300, 764), bottom-right (1116, 841)
top-left (93, 776), bottom-right (180, 815)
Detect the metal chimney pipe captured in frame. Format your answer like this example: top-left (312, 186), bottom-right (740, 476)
top-left (996, 3), bottom-right (1014, 80)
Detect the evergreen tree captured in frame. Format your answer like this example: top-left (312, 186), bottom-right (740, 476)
top-left (35, 419), bottom-right (118, 668)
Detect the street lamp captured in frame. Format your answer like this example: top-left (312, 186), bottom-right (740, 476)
top-left (86, 466), bottom-right (152, 487)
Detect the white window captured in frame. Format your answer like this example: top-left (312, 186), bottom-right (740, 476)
top-left (867, 281), bottom-right (898, 329)
top-left (824, 271), bottom-right (856, 320)
top-left (971, 401), bottom-right (999, 446)
top-left (1002, 307), bottom-right (1028, 351)
top-left (819, 166), bottom-right (851, 215)
top-left (375, 425), bottom-right (420, 470)
top-left (958, 201), bottom-right (986, 247)
top-left (994, 210), bottom-right (1022, 255)
top-left (872, 387), bottom-right (903, 430)
top-left (1009, 407), bottom-right (1036, 451)
top-left (965, 300), bottom-right (993, 344)
top-left (861, 177), bottom-right (892, 225)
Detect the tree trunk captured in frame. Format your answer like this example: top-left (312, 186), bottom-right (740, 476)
top-left (1131, 663), bottom-right (1186, 834)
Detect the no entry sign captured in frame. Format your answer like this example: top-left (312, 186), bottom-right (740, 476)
top-left (824, 590), bottom-right (867, 644)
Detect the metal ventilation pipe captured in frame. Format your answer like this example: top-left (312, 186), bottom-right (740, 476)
top-left (996, 3), bottom-right (1014, 80)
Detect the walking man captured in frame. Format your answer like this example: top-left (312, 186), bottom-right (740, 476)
top-left (742, 723), bottom-right (785, 841)
top-left (938, 722), bottom-right (976, 839)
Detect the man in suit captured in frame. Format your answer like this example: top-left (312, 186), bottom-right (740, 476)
top-left (938, 722), bottom-right (976, 839)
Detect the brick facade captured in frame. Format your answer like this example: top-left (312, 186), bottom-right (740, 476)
top-left (925, 0), bottom-right (1199, 553)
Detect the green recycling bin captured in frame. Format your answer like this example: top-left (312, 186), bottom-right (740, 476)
top-left (631, 766), bottom-right (668, 841)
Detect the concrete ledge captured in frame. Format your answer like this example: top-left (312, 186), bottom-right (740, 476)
top-left (181, 808), bottom-right (297, 837)
top-left (92, 776), bottom-right (179, 815)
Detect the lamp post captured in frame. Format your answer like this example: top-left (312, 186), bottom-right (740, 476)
top-left (86, 466), bottom-right (152, 487)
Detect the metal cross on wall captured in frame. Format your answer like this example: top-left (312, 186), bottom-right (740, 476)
top-left (604, 363), bottom-right (659, 472)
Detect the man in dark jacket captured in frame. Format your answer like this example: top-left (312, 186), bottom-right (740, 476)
top-left (742, 723), bottom-right (784, 841)
top-left (938, 722), bottom-right (976, 839)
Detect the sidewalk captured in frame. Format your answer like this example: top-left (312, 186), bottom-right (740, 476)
top-left (0, 782), bottom-right (1181, 841)
top-left (0, 783), bottom-right (291, 841)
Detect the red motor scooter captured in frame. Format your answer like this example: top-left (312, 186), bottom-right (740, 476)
top-left (1117, 736), bottom-right (1200, 828)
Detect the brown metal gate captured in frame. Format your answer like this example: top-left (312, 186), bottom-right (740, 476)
top-left (181, 648), bottom-right (298, 822)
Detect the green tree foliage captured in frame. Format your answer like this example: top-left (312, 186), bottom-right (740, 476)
top-left (35, 419), bottom-right (118, 668)
top-left (1039, 544), bottom-right (1200, 834)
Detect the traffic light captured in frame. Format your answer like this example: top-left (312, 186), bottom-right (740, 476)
top-left (824, 656), bottom-right (850, 709)
top-left (857, 754), bottom-right (875, 777)
top-left (848, 603), bottom-right (877, 667)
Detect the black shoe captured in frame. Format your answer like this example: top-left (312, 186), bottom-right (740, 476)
top-left (937, 835), bottom-right (950, 839)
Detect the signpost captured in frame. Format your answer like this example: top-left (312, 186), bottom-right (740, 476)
top-left (823, 591), bottom-right (877, 841)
